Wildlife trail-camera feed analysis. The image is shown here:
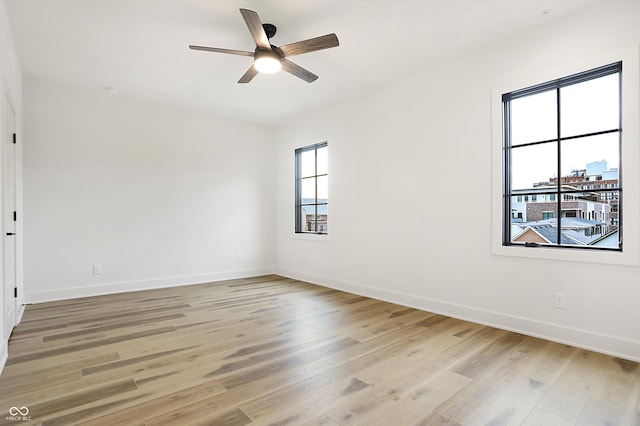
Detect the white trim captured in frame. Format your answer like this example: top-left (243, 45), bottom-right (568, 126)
top-left (491, 45), bottom-right (640, 266)
top-left (291, 232), bottom-right (332, 242)
top-left (276, 267), bottom-right (640, 362)
top-left (0, 341), bottom-right (6, 376)
top-left (16, 303), bottom-right (24, 324)
top-left (25, 267), bottom-right (274, 304)
top-left (2, 85), bottom-right (18, 339)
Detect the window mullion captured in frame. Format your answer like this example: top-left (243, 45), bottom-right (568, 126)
top-left (311, 145), bottom-right (321, 234)
top-left (556, 87), bottom-right (562, 246)
top-left (294, 149), bottom-right (302, 232)
top-left (503, 100), bottom-right (512, 244)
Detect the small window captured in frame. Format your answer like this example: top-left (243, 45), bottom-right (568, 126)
top-left (503, 62), bottom-right (621, 250)
top-left (295, 142), bottom-right (328, 234)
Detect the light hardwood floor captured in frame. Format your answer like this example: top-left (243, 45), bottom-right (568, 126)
top-left (0, 275), bottom-right (638, 425)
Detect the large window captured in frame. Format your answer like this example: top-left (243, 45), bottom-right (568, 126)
top-left (295, 142), bottom-right (328, 234)
top-left (502, 62), bottom-right (621, 250)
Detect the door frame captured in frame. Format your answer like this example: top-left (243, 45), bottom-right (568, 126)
top-left (2, 84), bottom-right (20, 340)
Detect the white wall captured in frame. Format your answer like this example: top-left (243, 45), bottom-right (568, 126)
top-left (275, 1), bottom-right (640, 361)
top-left (0, 0), bottom-right (23, 372)
top-left (23, 78), bottom-right (275, 302)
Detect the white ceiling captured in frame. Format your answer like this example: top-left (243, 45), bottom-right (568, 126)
top-left (5, 0), bottom-right (601, 126)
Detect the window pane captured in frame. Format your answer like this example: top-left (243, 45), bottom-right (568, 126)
top-left (317, 175), bottom-right (328, 200)
top-left (302, 205), bottom-right (316, 231)
top-left (510, 222), bottom-right (553, 246)
top-left (511, 143), bottom-right (557, 190)
top-left (300, 150), bottom-right (316, 178)
top-left (561, 73), bottom-right (619, 138)
top-left (317, 203), bottom-right (328, 234)
top-left (511, 90), bottom-right (557, 145)
top-left (510, 196), bottom-right (525, 222)
top-left (560, 133), bottom-right (619, 180)
top-left (301, 177), bottom-right (316, 200)
top-left (559, 200), bottom-right (618, 248)
top-left (317, 146), bottom-right (328, 175)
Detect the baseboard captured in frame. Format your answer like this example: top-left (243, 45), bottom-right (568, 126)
top-left (1, 304), bottom-right (26, 377)
top-left (16, 303), bottom-right (25, 324)
top-left (276, 267), bottom-right (640, 362)
top-left (0, 342), bottom-right (7, 377)
top-left (25, 267), bottom-right (274, 304)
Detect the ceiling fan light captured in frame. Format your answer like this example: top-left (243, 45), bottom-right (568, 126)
top-left (254, 51), bottom-right (281, 74)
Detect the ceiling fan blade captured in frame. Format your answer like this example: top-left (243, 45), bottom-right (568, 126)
top-left (239, 8), bottom-right (271, 50)
top-left (278, 34), bottom-right (339, 57)
top-left (189, 45), bottom-right (254, 57)
top-left (238, 65), bottom-right (259, 84)
top-left (281, 59), bottom-right (318, 83)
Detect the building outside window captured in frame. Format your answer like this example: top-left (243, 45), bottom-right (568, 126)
top-left (295, 142), bottom-right (328, 234)
top-left (502, 62), bottom-right (621, 250)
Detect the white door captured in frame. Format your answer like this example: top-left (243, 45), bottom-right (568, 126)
top-left (3, 95), bottom-right (17, 337)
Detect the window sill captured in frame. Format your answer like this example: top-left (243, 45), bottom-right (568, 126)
top-left (292, 233), bottom-right (332, 242)
top-left (491, 242), bottom-right (637, 266)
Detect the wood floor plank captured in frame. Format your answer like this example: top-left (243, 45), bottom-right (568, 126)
top-left (576, 374), bottom-right (639, 426)
top-left (239, 319), bottom-right (480, 425)
top-left (314, 321), bottom-right (478, 425)
top-left (40, 392), bottom-right (150, 426)
top-left (218, 337), bottom-right (359, 390)
top-left (0, 352), bottom-right (120, 382)
top-left (60, 381), bottom-right (227, 426)
top-left (450, 331), bottom-right (526, 378)
top-left (415, 412), bottom-right (463, 426)
top-left (433, 336), bottom-right (572, 425)
top-left (347, 308), bottom-right (436, 342)
top-left (43, 313), bottom-right (185, 342)
top-left (146, 406), bottom-right (253, 426)
top-left (323, 365), bottom-right (470, 426)
top-left (152, 324), bottom-right (429, 424)
top-left (239, 326), bottom-right (433, 424)
top-left (302, 414), bottom-right (340, 426)
top-left (535, 348), bottom-right (632, 423)
top-left (2, 369), bottom-right (81, 399)
top-left (25, 378), bottom-right (138, 420)
top-left (5, 326), bottom-right (176, 365)
top-left (0, 275), bottom-right (636, 426)
top-left (522, 408), bottom-right (575, 426)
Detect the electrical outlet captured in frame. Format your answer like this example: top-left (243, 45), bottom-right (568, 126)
top-left (92, 264), bottom-right (102, 275)
top-left (553, 292), bottom-right (566, 309)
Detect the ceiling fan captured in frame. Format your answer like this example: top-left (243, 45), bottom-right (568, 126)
top-left (189, 8), bottom-right (339, 83)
